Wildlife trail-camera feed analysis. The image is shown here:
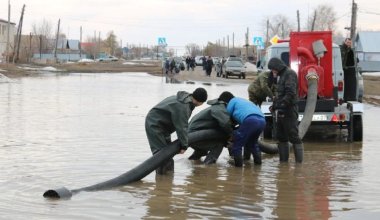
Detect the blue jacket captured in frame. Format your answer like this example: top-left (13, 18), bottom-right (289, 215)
top-left (226, 97), bottom-right (264, 124)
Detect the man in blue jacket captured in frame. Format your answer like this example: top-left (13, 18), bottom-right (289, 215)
top-left (219, 91), bottom-right (266, 166)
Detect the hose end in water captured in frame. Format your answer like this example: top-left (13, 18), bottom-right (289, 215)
top-left (43, 187), bottom-right (72, 199)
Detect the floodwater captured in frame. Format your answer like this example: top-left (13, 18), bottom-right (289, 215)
top-left (0, 72), bottom-right (379, 219)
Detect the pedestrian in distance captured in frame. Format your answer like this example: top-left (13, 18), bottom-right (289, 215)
top-left (268, 57), bottom-right (304, 163)
top-left (145, 88), bottom-right (208, 175)
top-left (219, 91), bottom-right (266, 167)
top-left (205, 56), bottom-right (214, 77)
top-left (188, 93), bottom-right (234, 164)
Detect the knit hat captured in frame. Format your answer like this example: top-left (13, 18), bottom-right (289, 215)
top-left (218, 91), bottom-right (234, 104)
top-left (192, 88), bottom-right (208, 102)
top-left (268, 57), bottom-right (287, 72)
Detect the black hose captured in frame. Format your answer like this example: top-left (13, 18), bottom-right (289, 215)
top-left (43, 129), bottom-right (226, 199)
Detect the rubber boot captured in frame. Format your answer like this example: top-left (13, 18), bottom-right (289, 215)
top-left (234, 154), bottom-right (243, 167)
top-left (293, 143), bottom-right (304, 163)
top-left (204, 146), bottom-right (223, 165)
top-left (156, 158), bottom-right (174, 175)
top-left (253, 151), bottom-right (262, 165)
top-left (188, 150), bottom-right (207, 160)
top-left (243, 144), bottom-right (251, 160)
top-left (278, 142), bottom-right (289, 162)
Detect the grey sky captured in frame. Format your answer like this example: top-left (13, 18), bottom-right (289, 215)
top-left (1, 0), bottom-right (379, 51)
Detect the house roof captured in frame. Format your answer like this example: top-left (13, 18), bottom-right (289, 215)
top-left (0, 18), bottom-right (16, 25)
top-left (356, 31), bottom-right (380, 53)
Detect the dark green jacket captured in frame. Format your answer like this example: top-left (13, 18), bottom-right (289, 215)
top-left (248, 71), bottom-right (277, 102)
top-left (146, 91), bottom-right (194, 147)
top-left (189, 99), bottom-right (232, 136)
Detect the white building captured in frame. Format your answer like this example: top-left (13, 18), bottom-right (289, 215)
top-left (0, 18), bottom-right (16, 61)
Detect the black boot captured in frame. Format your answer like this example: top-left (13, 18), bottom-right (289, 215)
top-left (278, 142), bottom-right (289, 162)
top-left (188, 150), bottom-right (207, 160)
top-left (253, 151), bottom-right (262, 165)
top-left (234, 154), bottom-right (243, 167)
top-left (204, 146), bottom-right (223, 165)
top-left (243, 144), bottom-right (251, 160)
top-left (156, 158), bottom-right (174, 175)
top-left (293, 143), bottom-right (304, 163)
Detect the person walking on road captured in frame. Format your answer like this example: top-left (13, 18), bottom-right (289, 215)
top-left (205, 56), bottom-right (214, 77)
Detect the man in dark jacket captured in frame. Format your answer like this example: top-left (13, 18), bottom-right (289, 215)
top-left (205, 56), bottom-right (214, 77)
top-left (145, 88), bottom-right (208, 174)
top-left (188, 94), bottom-right (233, 164)
top-left (268, 57), bottom-right (304, 163)
top-left (340, 38), bottom-right (357, 101)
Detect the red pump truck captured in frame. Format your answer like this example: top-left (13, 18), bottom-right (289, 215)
top-left (261, 31), bottom-right (363, 141)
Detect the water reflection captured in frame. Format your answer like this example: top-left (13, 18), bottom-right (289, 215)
top-left (0, 73), bottom-right (379, 219)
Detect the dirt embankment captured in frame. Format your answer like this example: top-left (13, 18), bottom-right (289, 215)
top-left (1, 61), bottom-right (379, 105)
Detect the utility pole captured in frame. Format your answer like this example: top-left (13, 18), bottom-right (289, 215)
top-left (297, 10), bottom-right (300, 31)
top-left (350, 0), bottom-right (358, 47)
top-left (93, 31), bottom-right (96, 59)
top-left (29, 32), bottom-right (31, 63)
top-left (54, 19), bottom-right (60, 62)
top-left (227, 35), bottom-right (229, 55)
top-left (6, 0), bottom-right (11, 64)
top-left (13, 4), bottom-right (25, 63)
top-left (245, 27), bottom-right (249, 61)
top-left (232, 32), bottom-right (235, 55)
top-left (79, 26), bottom-right (82, 59)
top-left (311, 11), bottom-right (317, 31)
top-left (266, 19), bottom-right (269, 48)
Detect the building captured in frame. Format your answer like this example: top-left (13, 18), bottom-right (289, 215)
top-left (0, 18), bottom-right (16, 61)
top-left (355, 31), bottom-right (380, 72)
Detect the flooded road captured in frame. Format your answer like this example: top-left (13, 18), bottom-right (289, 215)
top-left (0, 73), bottom-right (379, 219)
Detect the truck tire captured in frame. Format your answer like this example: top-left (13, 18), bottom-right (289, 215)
top-left (353, 115), bottom-right (363, 141)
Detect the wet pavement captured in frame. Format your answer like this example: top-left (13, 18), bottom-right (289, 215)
top-left (0, 72), bottom-right (379, 219)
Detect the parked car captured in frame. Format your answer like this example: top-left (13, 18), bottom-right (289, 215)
top-left (96, 55), bottom-right (119, 62)
top-left (222, 60), bottom-right (246, 79)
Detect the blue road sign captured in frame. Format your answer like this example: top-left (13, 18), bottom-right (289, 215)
top-left (253, 36), bottom-right (263, 46)
top-left (158, 37), bottom-right (167, 47)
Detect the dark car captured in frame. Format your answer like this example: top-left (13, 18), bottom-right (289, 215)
top-left (222, 60), bottom-right (246, 79)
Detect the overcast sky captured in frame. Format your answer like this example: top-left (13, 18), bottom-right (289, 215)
top-left (1, 0), bottom-right (379, 51)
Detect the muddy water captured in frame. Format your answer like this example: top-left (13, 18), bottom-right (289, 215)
top-left (0, 73), bottom-right (379, 219)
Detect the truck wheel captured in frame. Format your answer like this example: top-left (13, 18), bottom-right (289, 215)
top-left (353, 115), bottom-right (363, 141)
top-left (242, 74), bottom-right (246, 79)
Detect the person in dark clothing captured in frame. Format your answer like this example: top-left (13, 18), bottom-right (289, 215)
top-left (169, 58), bottom-right (176, 74)
top-left (268, 57), bottom-right (303, 163)
top-left (145, 88), bottom-right (208, 174)
top-left (188, 94), bottom-right (233, 164)
top-left (205, 56), bottom-right (214, 77)
top-left (340, 38), bottom-right (357, 101)
top-left (220, 91), bottom-right (266, 167)
top-left (190, 57), bottom-right (196, 71)
top-left (202, 56), bottom-right (207, 71)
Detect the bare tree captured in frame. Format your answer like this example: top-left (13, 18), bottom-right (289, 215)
top-left (185, 43), bottom-right (201, 57)
top-left (306, 4), bottom-right (337, 31)
top-left (263, 14), bottom-right (295, 40)
top-left (31, 18), bottom-right (53, 52)
top-left (104, 31), bottom-right (118, 55)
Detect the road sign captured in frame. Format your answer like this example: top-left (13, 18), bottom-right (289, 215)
top-left (158, 37), bottom-right (167, 47)
top-left (270, 35), bottom-right (280, 45)
top-left (253, 36), bottom-right (263, 46)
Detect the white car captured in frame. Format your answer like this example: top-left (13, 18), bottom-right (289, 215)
top-left (96, 55), bottom-right (119, 62)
